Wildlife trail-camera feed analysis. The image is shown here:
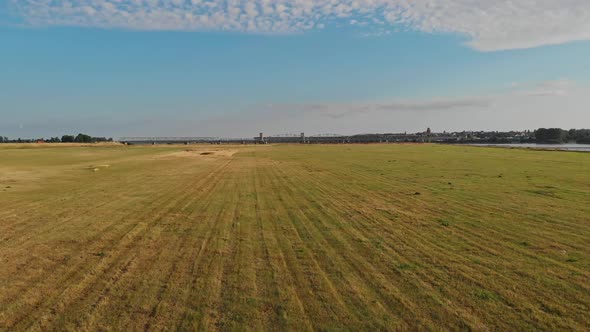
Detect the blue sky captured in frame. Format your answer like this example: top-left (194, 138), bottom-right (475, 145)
top-left (1, 1), bottom-right (590, 138)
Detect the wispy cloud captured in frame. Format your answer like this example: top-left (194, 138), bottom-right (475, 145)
top-left (265, 79), bottom-right (577, 119)
top-left (524, 79), bottom-right (576, 97)
top-left (266, 97), bottom-right (492, 118)
top-left (8, 1), bottom-right (590, 51)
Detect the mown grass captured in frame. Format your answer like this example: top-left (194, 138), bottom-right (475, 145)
top-left (0, 143), bottom-right (589, 331)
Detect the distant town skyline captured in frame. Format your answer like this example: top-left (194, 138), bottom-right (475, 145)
top-left (1, 1), bottom-right (590, 138)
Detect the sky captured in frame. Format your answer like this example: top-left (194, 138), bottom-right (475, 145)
top-left (1, 0), bottom-right (590, 139)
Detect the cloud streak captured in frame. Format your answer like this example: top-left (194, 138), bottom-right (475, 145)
top-left (267, 97), bottom-right (492, 118)
top-left (523, 79), bottom-right (575, 97)
top-left (265, 79), bottom-right (577, 119)
top-left (8, 0), bottom-right (590, 51)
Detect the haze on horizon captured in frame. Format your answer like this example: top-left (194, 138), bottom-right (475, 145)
top-left (1, 0), bottom-right (590, 138)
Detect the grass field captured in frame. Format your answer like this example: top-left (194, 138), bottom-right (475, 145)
top-left (1, 143), bottom-right (589, 331)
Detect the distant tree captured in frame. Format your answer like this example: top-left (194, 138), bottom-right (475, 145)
top-left (576, 129), bottom-right (590, 144)
top-left (535, 128), bottom-right (567, 144)
top-left (61, 135), bottom-right (75, 143)
top-left (567, 129), bottom-right (577, 141)
top-left (91, 136), bottom-right (111, 143)
top-left (75, 133), bottom-right (92, 143)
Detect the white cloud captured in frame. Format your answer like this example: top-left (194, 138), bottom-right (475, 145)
top-left (8, 0), bottom-right (590, 51)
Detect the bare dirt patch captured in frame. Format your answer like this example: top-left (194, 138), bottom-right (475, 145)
top-left (86, 165), bottom-right (111, 172)
top-left (157, 149), bottom-right (238, 159)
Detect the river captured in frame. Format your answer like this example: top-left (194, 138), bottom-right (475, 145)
top-left (469, 143), bottom-right (590, 152)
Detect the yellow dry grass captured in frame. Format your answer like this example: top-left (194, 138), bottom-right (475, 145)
top-left (0, 144), bottom-right (589, 331)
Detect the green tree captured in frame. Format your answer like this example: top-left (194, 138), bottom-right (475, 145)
top-left (535, 128), bottom-right (567, 144)
top-left (576, 129), bottom-right (590, 143)
top-left (61, 135), bottom-right (75, 143)
top-left (75, 133), bottom-right (92, 143)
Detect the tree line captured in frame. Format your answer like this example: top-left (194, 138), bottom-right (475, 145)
top-left (1, 129), bottom-right (589, 144)
top-left (0, 133), bottom-right (113, 143)
top-left (535, 128), bottom-right (590, 144)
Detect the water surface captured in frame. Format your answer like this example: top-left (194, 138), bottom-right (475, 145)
top-left (470, 143), bottom-right (590, 152)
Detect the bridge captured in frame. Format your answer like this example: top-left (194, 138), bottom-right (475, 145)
top-left (119, 133), bottom-right (446, 145)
